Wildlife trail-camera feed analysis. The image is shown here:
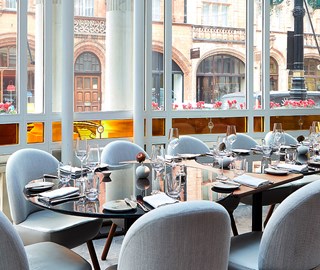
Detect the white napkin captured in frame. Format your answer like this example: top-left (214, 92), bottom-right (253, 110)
top-left (277, 163), bottom-right (308, 172)
top-left (60, 165), bottom-right (88, 176)
top-left (233, 174), bottom-right (271, 188)
top-left (143, 192), bottom-right (179, 208)
top-left (39, 187), bottom-right (79, 201)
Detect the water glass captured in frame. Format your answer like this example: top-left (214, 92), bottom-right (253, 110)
top-left (233, 157), bottom-right (247, 176)
top-left (85, 172), bottom-right (100, 201)
top-left (285, 148), bottom-right (297, 164)
top-left (165, 169), bottom-right (181, 199)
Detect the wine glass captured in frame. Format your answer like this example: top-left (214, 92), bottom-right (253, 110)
top-left (213, 136), bottom-right (230, 181)
top-left (272, 123), bottom-right (285, 163)
top-left (75, 137), bottom-right (88, 178)
top-left (168, 128), bottom-right (180, 152)
top-left (226, 125), bottom-right (237, 150)
top-left (86, 144), bottom-right (101, 172)
top-left (150, 145), bottom-right (165, 194)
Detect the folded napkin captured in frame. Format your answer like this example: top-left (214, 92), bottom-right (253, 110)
top-left (60, 165), bottom-right (89, 178)
top-left (277, 163), bottom-right (308, 172)
top-left (38, 187), bottom-right (80, 203)
top-left (143, 192), bottom-right (179, 208)
top-left (233, 174), bottom-right (271, 188)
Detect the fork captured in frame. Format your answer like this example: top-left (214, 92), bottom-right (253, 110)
top-left (130, 195), bottom-right (149, 212)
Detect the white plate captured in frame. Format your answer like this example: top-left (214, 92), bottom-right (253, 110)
top-left (177, 153), bottom-right (201, 159)
top-left (264, 167), bottom-right (288, 175)
top-left (232, 149), bottom-right (251, 154)
top-left (103, 200), bottom-right (137, 212)
top-left (25, 181), bottom-right (54, 191)
top-left (212, 182), bottom-right (240, 191)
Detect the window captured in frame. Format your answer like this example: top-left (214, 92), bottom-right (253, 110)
top-left (202, 1), bottom-right (229, 27)
top-left (5, 0), bottom-right (16, 10)
top-left (152, 0), bottom-right (161, 21)
top-left (196, 54), bottom-right (245, 106)
top-left (74, 0), bottom-right (94, 17)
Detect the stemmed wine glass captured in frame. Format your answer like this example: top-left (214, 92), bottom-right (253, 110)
top-left (168, 128), bottom-right (180, 153)
top-left (213, 136), bottom-right (230, 181)
top-left (226, 125), bottom-right (237, 150)
top-left (75, 137), bottom-right (89, 179)
top-left (272, 123), bottom-right (285, 163)
top-left (150, 145), bottom-right (165, 194)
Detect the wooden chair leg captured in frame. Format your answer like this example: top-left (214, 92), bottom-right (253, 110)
top-left (86, 240), bottom-right (100, 270)
top-left (264, 204), bottom-right (275, 228)
top-left (101, 222), bottom-right (117, 260)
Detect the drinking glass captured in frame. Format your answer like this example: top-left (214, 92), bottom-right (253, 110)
top-left (213, 136), bottom-right (230, 181)
top-left (168, 128), bottom-right (180, 151)
top-left (232, 157), bottom-right (247, 176)
top-left (150, 145), bottom-right (165, 193)
top-left (75, 137), bottom-right (88, 178)
top-left (226, 125), bottom-right (237, 150)
top-left (165, 169), bottom-right (181, 199)
top-left (84, 145), bottom-right (101, 200)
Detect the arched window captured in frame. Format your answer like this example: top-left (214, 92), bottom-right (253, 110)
top-left (75, 52), bottom-right (101, 73)
top-left (304, 58), bottom-right (320, 91)
top-left (270, 57), bottom-right (278, 91)
top-left (196, 54), bottom-right (245, 104)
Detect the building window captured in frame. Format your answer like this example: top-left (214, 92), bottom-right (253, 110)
top-left (196, 54), bottom-right (245, 105)
top-left (304, 58), bottom-right (320, 91)
top-left (152, 0), bottom-right (161, 21)
top-left (270, 57), bottom-right (278, 91)
top-left (74, 0), bottom-right (94, 17)
top-left (5, 0), bottom-right (17, 9)
top-left (202, 1), bottom-right (229, 27)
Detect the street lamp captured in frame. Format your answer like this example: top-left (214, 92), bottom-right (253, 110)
top-left (289, 0), bottom-right (307, 100)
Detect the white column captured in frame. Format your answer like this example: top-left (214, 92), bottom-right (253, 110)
top-left (61, 0), bottom-right (74, 164)
top-left (34, 0), bottom-right (44, 113)
top-left (133, 1), bottom-right (144, 147)
top-left (104, 0), bottom-right (133, 111)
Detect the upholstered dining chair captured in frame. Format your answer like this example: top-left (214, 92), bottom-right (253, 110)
top-left (228, 180), bottom-right (320, 270)
top-left (229, 133), bottom-right (257, 150)
top-left (0, 210), bottom-right (91, 270)
top-left (106, 200), bottom-right (231, 270)
top-left (264, 131), bottom-right (298, 146)
top-left (100, 140), bottom-right (150, 260)
top-left (166, 135), bottom-right (210, 156)
top-left (6, 148), bottom-right (103, 270)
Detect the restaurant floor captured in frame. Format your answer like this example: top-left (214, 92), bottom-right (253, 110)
top-left (73, 204), bottom-right (269, 269)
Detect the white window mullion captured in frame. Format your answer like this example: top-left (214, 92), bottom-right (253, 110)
top-left (17, 0), bottom-right (28, 147)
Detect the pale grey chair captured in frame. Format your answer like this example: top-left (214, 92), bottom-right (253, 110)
top-left (107, 200), bottom-right (231, 270)
top-left (264, 131), bottom-right (298, 146)
top-left (229, 133), bottom-right (257, 150)
top-left (167, 135), bottom-right (210, 156)
top-left (100, 140), bottom-right (150, 260)
top-left (228, 180), bottom-right (320, 270)
top-left (6, 148), bottom-right (103, 270)
top-left (0, 210), bottom-right (92, 270)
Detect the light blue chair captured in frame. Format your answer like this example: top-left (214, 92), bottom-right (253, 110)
top-left (0, 210), bottom-right (91, 270)
top-left (229, 133), bottom-right (257, 150)
top-left (167, 135), bottom-right (210, 156)
top-left (107, 201), bottom-right (231, 270)
top-left (229, 180), bottom-right (320, 270)
top-left (100, 140), bottom-right (149, 260)
top-left (6, 148), bottom-right (102, 269)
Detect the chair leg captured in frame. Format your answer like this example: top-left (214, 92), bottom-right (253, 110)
top-left (86, 240), bottom-right (101, 270)
top-left (264, 204), bottom-right (276, 228)
top-left (101, 222), bottom-right (117, 260)
top-left (229, 212), bottom-right (238, 236)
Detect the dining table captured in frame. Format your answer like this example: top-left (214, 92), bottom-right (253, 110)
top-left (24, 150), bottom-right (318, 238)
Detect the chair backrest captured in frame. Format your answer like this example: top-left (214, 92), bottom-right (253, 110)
top-left (259, 180), bottom-right (320, 270)
top-left (264, 131), bottom-right (298, 146)
top-left (101, 140), bottom-right (149, 168)
top-left (230, 133), bottom-right (257, 150)
top-left (0, 211), bottom-right (29, 269)
top-left (117, 200), bottom-right (231, 270)
top-left (167, 135), bottom-right (210, 156)
top-left (6, 148), bottom-right (59, 224)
